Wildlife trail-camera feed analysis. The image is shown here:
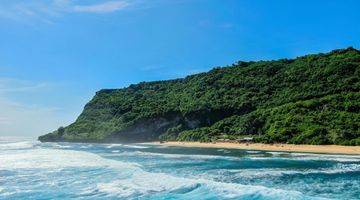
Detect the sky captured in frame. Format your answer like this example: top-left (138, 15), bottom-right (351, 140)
top-left (0, 0), bottom-right (359, 137)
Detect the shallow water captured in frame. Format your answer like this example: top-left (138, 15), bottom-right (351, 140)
top-left (0, 138), bottom-right (359, 200)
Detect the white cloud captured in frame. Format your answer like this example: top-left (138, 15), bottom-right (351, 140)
top-left (0, 0), bottom-right (131, 23)
top-left (73, 1), bottom-right (129, 13)
top-left (0, 78), bottom-right (49, 93)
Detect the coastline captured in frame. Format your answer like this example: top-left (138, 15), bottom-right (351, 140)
top-left (151, 141), bottom-right (360, 155)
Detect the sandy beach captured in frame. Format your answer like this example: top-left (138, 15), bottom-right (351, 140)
top-left (153, 141), bottom-right (360, 155)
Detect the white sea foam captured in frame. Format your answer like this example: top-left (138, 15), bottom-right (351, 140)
top-left (113, 150), bottom-right (360, 164)
top-left (73, 150), bottom-right (332, 199)
top-left (0, 148), bottom-right (139, 170)
top-left (0, 141), bottom-right (37, 150)
top-left (217, 149), bottom-right (231, 153)
top-left (248, 153), bottom-right (360, 162)
top-left (116, 151), bottom-right (238, 161)
top-left (1, 140), bottom-right (357, 199)
top-left (53, 144), bottom-right (71, 149)
top-left (105, 144), bottom-right (124, 148)
top-left (123, 144), bottom-right (149, 149)
top-left (267, 151), bottom-right (290, 155)
top-left (246, 150), bottom-right (261, 154)
top-left (95, 170), bottom-right (326, 199)
top-left (78, 144), bottom-right (94, 149)
top-left (13, 148), bottom-right (316, 199)
top-left (225, 163), bottom-right (360, 178)
top-left (97, 172), bottom-right (196, 197)
top-left (105, 143), bottom-right (148, 149)
top-left (289, 153), bottom-right (360, 162)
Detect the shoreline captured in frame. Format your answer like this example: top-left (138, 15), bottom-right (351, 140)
top-left (150, 141), bottom-right (360, 155)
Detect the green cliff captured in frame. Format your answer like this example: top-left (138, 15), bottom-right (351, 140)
top-left (39, 48), bottom-right (360, 145)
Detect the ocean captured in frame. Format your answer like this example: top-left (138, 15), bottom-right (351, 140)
top-left (0, 138), bottom-right (359, 200)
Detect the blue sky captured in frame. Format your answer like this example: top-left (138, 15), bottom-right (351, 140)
top-left (0, 0), bottom-right (359, 137)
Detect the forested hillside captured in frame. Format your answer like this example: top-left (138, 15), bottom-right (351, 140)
top-left (39, 48), bottom-right (360, 145)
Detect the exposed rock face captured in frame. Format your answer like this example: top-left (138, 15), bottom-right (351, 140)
top-left (108, 115), bottom-right (183, 142)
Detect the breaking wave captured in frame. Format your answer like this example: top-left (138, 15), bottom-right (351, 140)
top-left (1, 140), bottom-right (359, 199)
top-left (0, 141), bottom-right (37, 150)
top-left (0, 148), bottom-right (139, 170)
top-left (94, 172), bottom-right (325, 200)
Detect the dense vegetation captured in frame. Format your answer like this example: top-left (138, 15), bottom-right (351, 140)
top-left (39, 48), bottom-right (360, 145)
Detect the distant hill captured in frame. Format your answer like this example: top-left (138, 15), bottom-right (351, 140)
top-left (39, 48), bottom-right (360, 145)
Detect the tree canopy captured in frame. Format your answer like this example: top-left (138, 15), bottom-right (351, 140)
top-left (39, 48), bottom-right (360, 145)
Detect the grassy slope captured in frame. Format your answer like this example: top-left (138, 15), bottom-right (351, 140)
top-left (39, 48), bottom-right (360, 145)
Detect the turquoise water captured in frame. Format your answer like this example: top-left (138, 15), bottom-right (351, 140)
top-left (0, 138), bottom-right (359, 200)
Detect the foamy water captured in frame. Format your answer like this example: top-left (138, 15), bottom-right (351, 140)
top-left (0, 139), bottom-right (359, 199)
